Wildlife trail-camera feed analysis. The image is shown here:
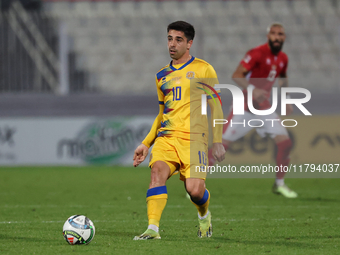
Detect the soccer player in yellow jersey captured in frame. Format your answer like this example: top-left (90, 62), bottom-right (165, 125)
top-left (133, 21), bottom-right (225, 240)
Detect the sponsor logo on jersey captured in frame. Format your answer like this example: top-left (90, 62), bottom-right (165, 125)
top-left (266, 58), bottom-right (271, 65)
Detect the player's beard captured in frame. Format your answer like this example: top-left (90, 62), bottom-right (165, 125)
top-left (169, 48), bottom-right (185, 61)
top-left (268, 39), bottom-right (284, 55)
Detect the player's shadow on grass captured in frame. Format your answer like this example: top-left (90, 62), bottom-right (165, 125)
top-left (296, 234), bottom-right (340, 240)
top-left (298, 197), bottom-right (340, 203)
top-left (0, 234), bottom-right (56, 243)
top-left (211, 237), bottom-right (332, 249)
top-left (99, 230), bottom-right (137, 238)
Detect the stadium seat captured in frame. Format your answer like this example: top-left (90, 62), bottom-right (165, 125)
top-left (329, 34), bottom-right (340, 51)
top-left (225, 1), bottom-right (247, 16)
top-left (288, 68), bottom-right (307, 86)
top-left (248, 0), bottom-right (270, 17)
top-left (203, 0), bottom-right (227, 17)
top-left (84, 51), bottom-right (109, 72)
top-left (72, 2), bottom-right (94, 18)
top-left (159, 1), bottom-right (182, 17)
top-left (44, 0), bottom-right (340, 94)
top-left (138, 1), bottom-right (160, 17)
top-left (309, 70), bottom-right (337, 90)
top-left (73, 35), bottom-right (93, 53)
top-left (269, 0), bottom-right (292, 16)
top-left (300, 53), bottom-right (320, 70)
top-left (314, 0), bottom-right (336, 15)
top-left (229, 15), bottom-right (256, 34)
top-left (289, 34), bottom-right (311, 52)
top-left (291, 0), bottom-right (313, 16)
top-left (320, 53), bottom-right (340, 69)
top-left (117, 1), bottom-right (136, 17)
top-left (337, 1), bottom-right (340, 15)
top-left (95, 1), bottom-right (116, 17)
top-left (182, 1), bottom-right (203, 17)
top-left (287, 53), bottom-right (300, 71)
top-left (98, 72), bottom-right (118, 92)
top-left (276, 15), bottom-right (300, 34)
top-left (322, 15), bottom-right (340, 33)
top-left (225, 35), bottom-right (249, 52)
top-left (48, 1), bottom-right (71, 18)
top-left (311, 34), bottom-right (333, 52)
top-left (214, 52), bottom-right (239, 74)
top-left (203, 34), bottom-right (227, 53)
top-left (214, 15), bottom-right (240, 34)
top-left (299, 15), bottom-right (321, 33)
top-left (246, 33), bottom-right (265, 48)
top-left (255, 15), bottom-right (276, 31)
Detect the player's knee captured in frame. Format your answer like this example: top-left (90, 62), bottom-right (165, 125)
top-left (188, 190), bottom-right (200, 200)
top-left (186, 186), bottom-right (204, 200)
top-left (278, 138), bottom-right (293, 151)
top-left (149, 162), bottom-right (169, 188)
top-left (286, 139), bottom-right (293, 150)
top-left (222, 140), bottom-right (231, 151)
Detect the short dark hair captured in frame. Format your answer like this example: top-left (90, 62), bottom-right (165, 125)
top-left (167, 21), bottom-right (195, 41)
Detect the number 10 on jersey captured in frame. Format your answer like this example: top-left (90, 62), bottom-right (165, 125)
top-left (198, 151), bottom-right (207, 166)
top-left (172, 86), bottom-right (181, 101)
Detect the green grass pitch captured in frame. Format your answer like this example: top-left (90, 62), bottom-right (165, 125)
top-left (0, 166), bottom-right (339, 254)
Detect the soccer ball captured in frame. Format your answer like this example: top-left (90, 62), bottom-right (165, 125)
top-left (62, 215), bottom-right (95, 245)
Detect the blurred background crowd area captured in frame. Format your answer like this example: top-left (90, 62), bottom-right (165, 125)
top-left (0, 0), bottom-right (339, 97)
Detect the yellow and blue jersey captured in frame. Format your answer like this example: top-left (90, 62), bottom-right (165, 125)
top-left (154, 56), bottom-right (220, 143)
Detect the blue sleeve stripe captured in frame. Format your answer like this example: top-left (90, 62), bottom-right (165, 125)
top-left (192, 189), bottom-right (209, 205)
top-left (159, 101), bottom-right (164, 105)
top-left (147, 186), bottom-right (167, 197)
top-left (207, 92), bottom-right (221, 100)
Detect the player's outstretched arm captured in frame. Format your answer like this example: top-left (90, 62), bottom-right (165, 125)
top-left (133, 143), bottom-right (149, 167)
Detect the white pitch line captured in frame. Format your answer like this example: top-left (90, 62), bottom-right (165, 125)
top-left (0, 204), bottom-right (225, 209)
top-left (0, 204), bottom-right (335, 209)
top-left (166, 205), bottom-right (224, 208)
top-left (251, 205), bottom-right (332, 208)
top-left (0, 205), bottom-right (93, 208)
top-left (2, 217), bottom-right (338, 225)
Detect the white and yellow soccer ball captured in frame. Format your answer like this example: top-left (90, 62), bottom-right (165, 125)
top-left (63, 215), bottom-right (95, 245)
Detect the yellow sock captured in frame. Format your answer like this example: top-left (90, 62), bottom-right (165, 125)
top-left (146, 186), bottom-right (168, 227)
top-left (191, 189), bottom-right (210, 217)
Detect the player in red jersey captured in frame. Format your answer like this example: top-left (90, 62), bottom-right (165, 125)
top-left (209, 23), bottom-right (297, 198)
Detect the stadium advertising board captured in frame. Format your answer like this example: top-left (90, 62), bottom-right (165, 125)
top-left (220, 115), bottom-right (340, 164)
top-left (0, 116), bottom-right (338, 167)
top-left (0, 117), bottom-right (153, 166)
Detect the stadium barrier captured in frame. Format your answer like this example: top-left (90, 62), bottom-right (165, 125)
top-left (221, 115), bottom-right (340, 165)
top-left (0, 115), bottom-right (339, 166)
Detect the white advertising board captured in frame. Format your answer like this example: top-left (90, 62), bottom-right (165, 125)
top-left (0, 117), bottom-right (153, 166)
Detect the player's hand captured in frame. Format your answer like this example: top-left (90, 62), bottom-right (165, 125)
top-left (133, 144), bottom-right (149, 167)
top-left (211, 143), bottom-right (226, 162)
top-left (286, 104), bottom-right (293, 115)
top-left (253, 88), bottom-right (268, 103)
